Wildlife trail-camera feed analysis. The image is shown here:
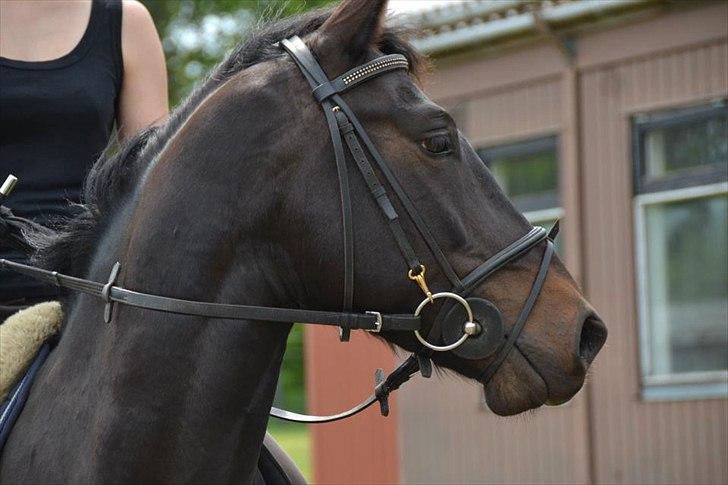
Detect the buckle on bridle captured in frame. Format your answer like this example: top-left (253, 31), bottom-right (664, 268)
top-left (365, 311), bottom-right (382, 333)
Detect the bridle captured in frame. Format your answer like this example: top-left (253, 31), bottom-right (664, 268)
top-left (0, 36), bottom-right (557, 424)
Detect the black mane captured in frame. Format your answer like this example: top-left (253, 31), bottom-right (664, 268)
top-left (29, 7), bottom-right (423, 277)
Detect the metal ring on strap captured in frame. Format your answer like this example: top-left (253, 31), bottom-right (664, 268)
top-left (413, 292), bottom-right (474, 352)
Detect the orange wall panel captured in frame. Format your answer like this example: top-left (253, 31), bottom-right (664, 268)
top-left (305, 326), bottom-right (400, 484)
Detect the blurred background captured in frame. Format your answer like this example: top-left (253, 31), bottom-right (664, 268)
top-left (140, 0), bottom-right (332, 104)
top-left (145, 0), bottom-right (727, 483)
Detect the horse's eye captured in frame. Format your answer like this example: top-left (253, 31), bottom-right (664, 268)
top-left (421, 135), bottom-right (452, 155)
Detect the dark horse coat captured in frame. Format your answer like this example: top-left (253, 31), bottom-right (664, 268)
top-left (0, 0), bottom-right (605, 482)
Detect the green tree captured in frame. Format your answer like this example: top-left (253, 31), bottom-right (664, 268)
top-left (141, 0), bottom-right (333, 104)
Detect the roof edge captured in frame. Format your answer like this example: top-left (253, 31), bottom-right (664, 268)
top-left (408, 0), bottom-right (658, 55)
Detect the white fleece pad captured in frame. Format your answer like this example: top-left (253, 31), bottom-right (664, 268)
top-left (0, 301), bottom-right (63, 401)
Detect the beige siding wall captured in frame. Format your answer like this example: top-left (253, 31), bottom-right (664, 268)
top-left (581, 38), bottom-right (728, 485)
top-left (466, 77), bottom-right (562, 146)
top-left (305, 326), bottom-right (400, 484)
top-left (397, 3), bottom-right (728, 484)
top-left (400, 56), bottom-right (593, 485)
top-left (399, 377), bottom-right (593, 484)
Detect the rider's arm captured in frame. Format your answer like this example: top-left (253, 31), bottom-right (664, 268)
top-left (116, 0), bottom-right (168, 141)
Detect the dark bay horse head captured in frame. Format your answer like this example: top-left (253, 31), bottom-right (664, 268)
top-left (99, 0), bottom-right (606, 416)
top-left (180, 0), bottom-right (605, 415)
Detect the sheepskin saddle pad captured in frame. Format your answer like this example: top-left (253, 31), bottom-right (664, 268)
top-left (0, 301), bottom-right (62, 451)
top-left (0, 301), bottom-right (62, 402)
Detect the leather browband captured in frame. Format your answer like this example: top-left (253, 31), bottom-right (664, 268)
top-left (312, 54), bottom-right (409, 102)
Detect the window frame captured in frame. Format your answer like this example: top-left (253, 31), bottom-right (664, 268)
top-left (522, 206), bottom-right (563, 227)
top-left (634, 181), bottom-right (728, 401)
top-left (632, 99), bottom-right (728, 195)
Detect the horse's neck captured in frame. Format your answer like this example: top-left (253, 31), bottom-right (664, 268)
top-left (49, 162), bottom-right (292, 481)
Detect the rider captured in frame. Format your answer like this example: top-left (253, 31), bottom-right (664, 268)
top-left (0, 0), bottom-right (168, 319)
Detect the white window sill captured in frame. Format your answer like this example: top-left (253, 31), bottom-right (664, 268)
top-left (641, 372), bottom-right (728, 401)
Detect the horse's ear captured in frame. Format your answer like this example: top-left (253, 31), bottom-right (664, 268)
top-left (318, 0), bottom-right (388, 62)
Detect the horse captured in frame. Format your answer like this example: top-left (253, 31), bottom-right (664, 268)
top-left (0, 0), bottom-right (606, 482)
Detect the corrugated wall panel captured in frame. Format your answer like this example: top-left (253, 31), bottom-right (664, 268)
top-left (467, 77), bottom-right (562, 146)
top-left (399, 375), bottom-right (592, 484)
top-left (304, 327), bottom-right (399, 484)
top-left (399, 76), bottom-right (594, 485)
top-left (581, 39), bottom-right (728, 485)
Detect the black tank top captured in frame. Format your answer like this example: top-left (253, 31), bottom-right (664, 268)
top-left (0, 0), bottom-right (123, 301)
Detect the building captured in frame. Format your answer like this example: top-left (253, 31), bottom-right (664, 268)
top-left (305, 1), bottom-right (727, 483)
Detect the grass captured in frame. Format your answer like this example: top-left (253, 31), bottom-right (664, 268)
top-left (267, 422), bottom-right (312, 482)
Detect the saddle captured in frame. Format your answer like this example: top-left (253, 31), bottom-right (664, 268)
top-left (0, 303), bottom-right (306, 484)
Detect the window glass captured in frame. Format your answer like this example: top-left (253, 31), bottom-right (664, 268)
top-left (480, 137), bottom-right (559, 213)
top-left (643, 193), bottom-right (728, 375)
top-left (642, 114), bottom-right (727, 181)
top-left (478, 137), bottom-right (562, 252)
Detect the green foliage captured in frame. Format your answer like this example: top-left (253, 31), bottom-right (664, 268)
top-left (276, 324), bottom-right (307, 411)
top-left (267, 421), bottom-right (311, 480)
top-left (141, 0), bottom-right (334, 104)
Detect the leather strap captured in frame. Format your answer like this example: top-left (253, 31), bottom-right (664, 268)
top-left (417, 227), bottom-right (549, 373)
top-left (0, 259), bottom-right (420, 332)
top-left (282, 36), bottom-right (461, 288)
top-left (334, 110), bottom-right (421, 272)
top-left (312, 54), bottom-right (408, 102)
top-left (479, 240), bottom-right (555, 382)
top-left (334, 101), bottom-right (462, 287)
top-left (281, 36), bottom-right (355, 340)
top-left (458, 226), bottom-right (547, 294)
top-left (269, 354), bottom-right (420, 423)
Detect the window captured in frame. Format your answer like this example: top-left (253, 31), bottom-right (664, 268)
top-left (634, 100), bottom-right (728, 400)
top-left (478, 136), bottom-right (562, 250)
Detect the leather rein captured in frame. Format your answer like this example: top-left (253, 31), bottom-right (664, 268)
top-left (0, 36), bottom-right (558, 424)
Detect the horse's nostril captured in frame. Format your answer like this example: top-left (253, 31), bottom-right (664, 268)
top-left (579, 316), bottom-right (607, 365)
